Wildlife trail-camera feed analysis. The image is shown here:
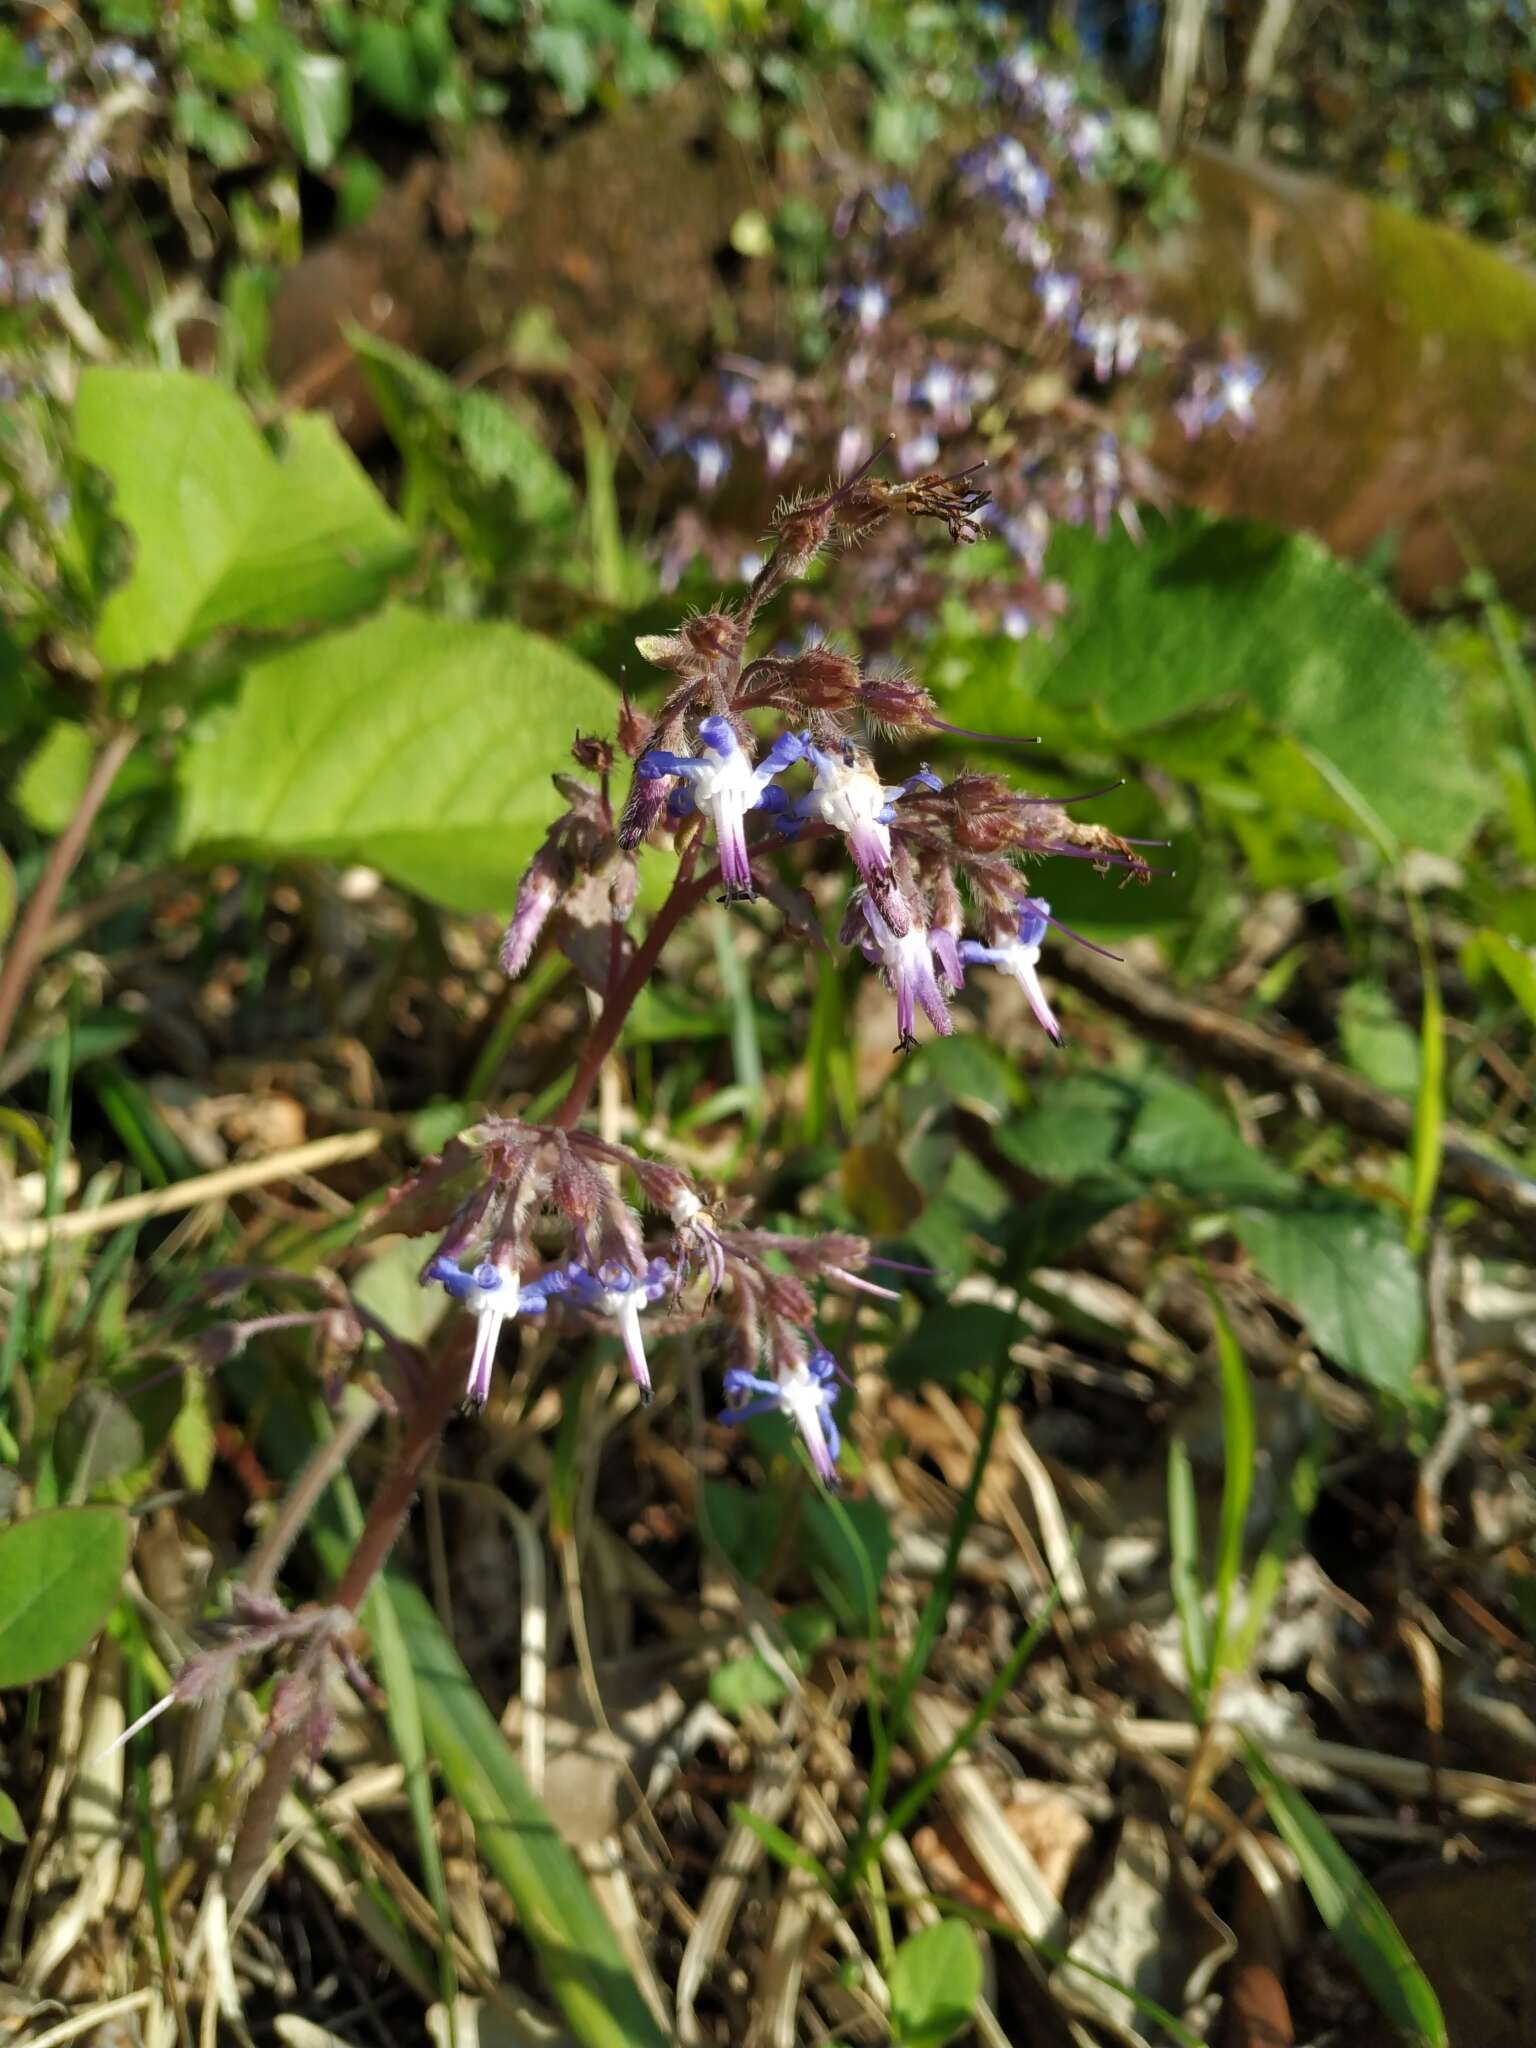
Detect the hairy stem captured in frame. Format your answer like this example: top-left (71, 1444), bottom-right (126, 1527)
top-left (0, 726), bottom-right (136, 1058)
top-left (551, 840), bottom-right (715, 1131)
top-left (225, 1349), bottom-right (465, 1904)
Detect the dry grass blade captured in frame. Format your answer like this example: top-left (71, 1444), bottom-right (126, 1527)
top-left (674, 1723), bottom-right (804, 2047)
top-left (0, 1130), bottom-right (384, 1254)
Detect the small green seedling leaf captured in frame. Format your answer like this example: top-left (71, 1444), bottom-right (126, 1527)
top-left (888, 1919), bottom-right (983, 2048)
top-left (0, 1506), bottom-right (130, 1687)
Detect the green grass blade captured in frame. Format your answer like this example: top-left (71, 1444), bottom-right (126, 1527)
top-left (1404, 890), bottom-right (1445, 1255)
top-left (1227, 1423), bottom-right (1324, 1679)
top-left (728, 1803), bottom-right (833, 1888)
top-left (1166, 1434), bottom-right (1209, 1719)
top-left (386, 1574), bottom-right (670, 2048)
top-left (245, 1378), bottom-right (667, 2047)
top-left (320, 1433), bottom-right (459, 2020)
top-left (712, 906), bottom-right (764, 1132)
top-left (1243, 1741), bottom-right (1446, 2048)
top-left (1201, 1278), bottom-right (1255, 1695)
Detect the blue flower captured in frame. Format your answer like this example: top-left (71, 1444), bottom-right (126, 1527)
top-left (636, 717), bottom-right (805, 899)
top-left (721, 1348), bottom-right (842, 1486)
top-left (958, 896), bottom-right (1062, 1043)
top-left (872, 182), bottom-right (921, 235)
top-left (559, 1257), bottom-right (673, 1402)
top-left (838, 281), bottom-right (891, 332)
top-left (424, 1255), bottom-right (564, 1409)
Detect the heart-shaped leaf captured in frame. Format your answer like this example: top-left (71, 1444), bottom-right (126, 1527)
top-left (177, 603), bottom-right (616, 912)
top-left (75, 368), bottom-right (411, 671)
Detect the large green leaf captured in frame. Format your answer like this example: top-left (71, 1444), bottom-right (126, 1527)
top-left (0, 1507), bottom-right (130, 1687)
top-left (75, 369), bottom-right (411, 670)
top-left (1234, 1199), bottom-right (1424, 1396)
top-left (176, 604), bottom-right (615, 912)
top-left (939, 512), bottom-right (1483, 857)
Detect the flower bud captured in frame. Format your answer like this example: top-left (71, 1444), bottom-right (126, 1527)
top-left (681, 609), bottom-right (747, 670)
top-left (572, 732), bottom-right (614, 775)
top-left (617, 695), bottom-right (654, 758)
top-left (783, 646), bottom-right (861, 710)
top-left (857, 672), bottom-right (935, 732)
top-left (500, 858), bottom-right (563, 978)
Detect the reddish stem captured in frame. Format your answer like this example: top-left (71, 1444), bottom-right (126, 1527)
top-left (0, 726), bottom-right (136, 1057)
top-left (551, 840), bottom-right (717, 1130)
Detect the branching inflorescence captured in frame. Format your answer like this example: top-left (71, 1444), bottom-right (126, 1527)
top-left (653, 33), bottom-right (1264, 643)
top-left (408, 456), bottom-right (1156, 1488)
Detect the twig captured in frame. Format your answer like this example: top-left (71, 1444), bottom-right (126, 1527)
top-left (1048, 945), bottom-right (1536, 1230)
top-left (225, 1346), bottom-right (467, 1904)
top-left (0, 1130), bottom-right (384, 1256)
top-left (0, 726), bottom-right (137, 1058)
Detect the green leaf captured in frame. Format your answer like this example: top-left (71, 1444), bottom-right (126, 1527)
top-left (886, 1304), bottom-right (1016, 1391)
top-left (1236, 1199), bottom-right (1423, 1395)
top-left (1471, 929), bottom-right (1536, 1029)
top-left (1244, 1744), bottom-right (1447, 2048)
top-left (176, 605), bottom-right (615, 913)
top-left (15, 721), bottom-right (163, 832)
top-left (1121, 1079), bottom-right (1295, 1205)
top-left (388, 1577), bottom-right (669, 2047)
top-left (75, 370), bottom-right (411, 670)
top-left (172, 88), bottom-right (255, 169)
top-left (887, 1920), bottom-right (983, 2048)
top-left (1339, 981), bottom-right (1421, 1094)
top-left (278, 49), bottom-right (352, 171)
top-left (0, 846), bottom-right (14, 947)
top-left (942, 512), bottom-right (1484, 857)
top-left (0, 30), bottom-right (58, 107)
top-left (352, 331), bottom-right (577, 565)
top-left (0, 1786), bottom-right (24, 1844)
top-left (353, 19), bottom-right (437, 119)
top-left (797, 1494), bottom-right (891, 1635)
top-left (701, 1479), bottom-right (779, 1582)
top-left (0, 1507), bottom-right (130, 1687)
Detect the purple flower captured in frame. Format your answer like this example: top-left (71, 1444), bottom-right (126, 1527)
top-left (1036, 268), bottom-right (1079, 327)
top-left (424, 1255), bottom-right (563, 1410)
top-left (1037, 75), bottom-right (1077, 132)
top-left (873, 182), bottom-right (920, 235)
top-left (838, 280), bottom-right (891, 332)
top-left (958, 896), bottom-right (1062, 1044)
top-left (636, 717), bottom-right (804, 899)
top-left (959, 135), bottom-right (1052, 218)
top-left (761, 411), bottom-right (796, 475)
top-left (721, 1348), bottom-right (842, 1486)
top-left (688, 435), bottom-right (731, 493)
top-left (858, 895), bottom-right (955, 1052)
top-left (1069, 111), bottom-right (1111, 173)
top-left (1176, 357), bottom-right (1265, 438)
top-left (781, 740), bottom-right (916, 920)
top-left (897, 429), bottom-right (941, 477)
top-left (559, 1258), bottom-right (673, 1402)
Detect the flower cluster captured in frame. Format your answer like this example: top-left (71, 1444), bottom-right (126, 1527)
top-left (393, 1111), bottom-right (897, 1489)
top-left (437, 464), bottom-right (1156, 1485)
top-left (650, 28), bottom-right (1263, 642)
top-left (0, 35), bottom-right (156, 312)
